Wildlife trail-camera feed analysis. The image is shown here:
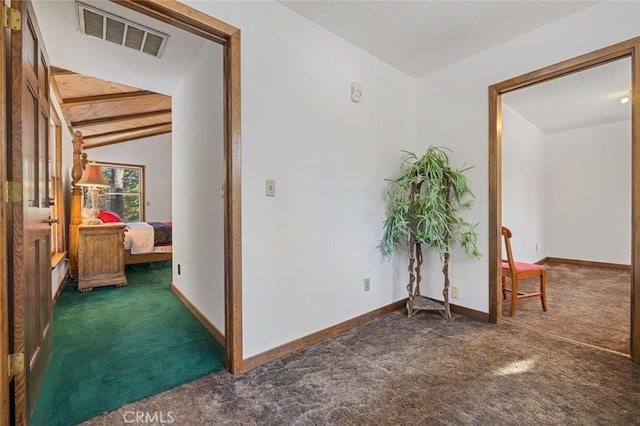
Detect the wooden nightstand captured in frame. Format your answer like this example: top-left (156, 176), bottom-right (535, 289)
top-left (77, 223), bottom-right (127, 292)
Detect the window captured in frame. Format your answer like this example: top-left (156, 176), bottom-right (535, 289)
top-left (94, 162), bottom-right (145, 222)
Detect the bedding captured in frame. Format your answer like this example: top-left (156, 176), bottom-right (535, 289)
top-left (123, 221), bottom-right (173, 254)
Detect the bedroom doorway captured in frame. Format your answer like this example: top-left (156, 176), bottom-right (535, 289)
top-left (499, 57), bottom-right (631, 355)
top-left (111, 1), bottom-right (243, 373)
top-left (488, 37), bottom-right (640, 362)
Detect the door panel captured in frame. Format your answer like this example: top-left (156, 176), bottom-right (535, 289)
top-left (9, 1), bottom-right (53, 422)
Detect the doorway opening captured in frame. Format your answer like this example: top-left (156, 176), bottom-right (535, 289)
top-left (499, 57), bottom-right (631, 354)
top-left (488, 37), bottom-right (640, 362)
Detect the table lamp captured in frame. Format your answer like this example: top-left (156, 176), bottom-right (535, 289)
top-left (76, 161), bottom-right (110, 225)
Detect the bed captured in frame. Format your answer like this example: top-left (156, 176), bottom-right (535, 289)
top-left (69, 131), bottom-right (172, 278)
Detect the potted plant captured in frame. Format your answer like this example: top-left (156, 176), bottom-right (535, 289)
top-left (380, 146), bottom-right (481, 318)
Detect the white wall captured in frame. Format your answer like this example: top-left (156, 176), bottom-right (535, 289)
top-left (183, 1), bottom-right (417, 358)
top-left (545, 121), bottom-right (631, 264)
top-left (416, 1), bottom-right (640, 312)
top-left (87, 134), bottom-right (172, 221)
top-left (501, 105), bottom-right (546, 263)
top-left (172, 42), bottom-right (226, 333)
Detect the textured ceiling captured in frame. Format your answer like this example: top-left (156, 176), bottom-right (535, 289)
top-left (279, 1), bottom-right (597, 77)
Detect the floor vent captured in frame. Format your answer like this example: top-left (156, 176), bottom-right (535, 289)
top-left (77, 2), bottom-right (168, 58)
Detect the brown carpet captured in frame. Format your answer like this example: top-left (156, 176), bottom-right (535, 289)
top-left (502, 262), bottom-right (630, 354)
top-left (83, 264), bottom-right (640, 425)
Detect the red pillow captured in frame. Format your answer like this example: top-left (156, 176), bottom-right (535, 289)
top-left (97, 210), bottom-right (123, 223)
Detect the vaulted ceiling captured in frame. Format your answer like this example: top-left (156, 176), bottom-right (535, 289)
top-left (35, 1), bottom-right (622, 147)
top-left (50, 67), bottom-right (172, 149)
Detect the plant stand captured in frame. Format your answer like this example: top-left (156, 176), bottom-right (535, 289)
top-left (407, 295), bottom-right (446, 318)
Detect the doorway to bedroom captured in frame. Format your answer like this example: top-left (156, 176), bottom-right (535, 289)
top-left (499, 57), bottom-right (631, 356)
top-left (488, 37), bottom-right (640, 362)
top-left (13, 1), bottom-right (243, 424)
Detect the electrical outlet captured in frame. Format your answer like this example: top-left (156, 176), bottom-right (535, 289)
top-left (452, 286), bottom-right (460, 299)
top-left (364, 278), bottom-right (370, 292)
top-left (178, 264), bottom-right (181, 275)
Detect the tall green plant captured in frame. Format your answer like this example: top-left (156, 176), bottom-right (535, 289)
top-left (381, 146), bottom-right (480, 318)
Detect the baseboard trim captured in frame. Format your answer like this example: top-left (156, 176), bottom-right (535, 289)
top-left (52, 275), bottom-right (67, 305)
top-left (544, 257), bottom-right (631, 270)
top-left (243, 298), bottom-right (408, 372)
top-left (171, 283), bottom-right (226, 348)
top-left (450, 302), bottom-right (489, 322)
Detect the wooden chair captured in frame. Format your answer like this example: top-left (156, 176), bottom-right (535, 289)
top-left (501, 226), bottom-right (547, 316)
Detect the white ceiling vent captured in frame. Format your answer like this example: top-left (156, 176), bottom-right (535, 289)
top-left (77, 3), bottom-right (168, 58)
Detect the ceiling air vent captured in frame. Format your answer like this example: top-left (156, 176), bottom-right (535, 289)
top-left (77, 3), bottom-right (168, 58)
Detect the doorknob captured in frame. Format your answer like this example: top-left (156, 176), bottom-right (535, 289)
top-left (46, 218), bottom-right (60, 225)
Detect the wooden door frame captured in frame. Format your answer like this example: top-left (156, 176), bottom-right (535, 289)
top-left (113, 0), bottom-right (244, 374)
top-left (489, 37), bottom-right (640, 362)
top-left (1, 2), bottom-right (10, 423)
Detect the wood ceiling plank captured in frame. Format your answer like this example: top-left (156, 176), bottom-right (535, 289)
top-left (61, 90), bottom-right (160, 107)
top-left (83, 124), bottom-right (172, 148)
top-left (77, 116), bottom-right (172, 137)
top-left (49, 67), bottom-right (172, 147)
top-left (70, 109), bottom-right (172, 127)
top-left (64, 96), bottom-right (171, 123)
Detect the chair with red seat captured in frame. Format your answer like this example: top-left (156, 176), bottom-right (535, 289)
top-left (501, 226), bottom-right (547, 316)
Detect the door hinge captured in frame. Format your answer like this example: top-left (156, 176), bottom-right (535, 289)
top-left (8, 353), bottom-right (24, 377)
top-left (3, 6), bottom-right (21, 31)
top-left (6, 181), bottom-right (22, 203)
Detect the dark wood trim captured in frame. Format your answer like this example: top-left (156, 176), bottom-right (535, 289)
top-left (544, 257), bottom-right (631, 270)
top-left (0, 0), bottom-right (9, 419)
top-left (83, 125), bottom-right (172, 149)
top-left (112, 0), bottom-right (236, 44)
top-left (243, 299), bottom-right (407, 372)
top-left (450, 303), bottom-right (489, 322)
top-left (488, 85), bottom-right (501, 324)
top-left (70, 109), bottom-right (172, 127)
top-left (224, 29), bottom-right (243, 375)
top-left (123, 250), bottom-right (172, 265)
top-left (171, 284), bottom-right (225, 348)
top-left (62, 90), bottom-right (158, 107)
top-left (50, 66), bottom-right (74, 76)
top-left (488, 36), bottom-right (640, 362)
top-left (83, 122), bottom-right (172, 140)
top-left (115, 0), bottom-right (244, 375)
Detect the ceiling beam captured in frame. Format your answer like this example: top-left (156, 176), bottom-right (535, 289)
top-left (70, 109), bottom-right (172, 127)
top-left (83, 122), bottom-right (172, 139)
top-left (61, 90), bottom-right (161, 107)
top-left (50, 66), bottom-right (75, 75)
top-left (83, 124), bottom-right (172, 149)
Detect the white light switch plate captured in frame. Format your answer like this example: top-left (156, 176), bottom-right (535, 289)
top-left (266, 179), bottom-right (276, 197)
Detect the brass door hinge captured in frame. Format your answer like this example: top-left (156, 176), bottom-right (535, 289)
top-left (8, 353), bottom-right (24, 377)
top-left (6, 181), bottom-right (22, 203)
top-left (3, 6), bottom-right (21, 31)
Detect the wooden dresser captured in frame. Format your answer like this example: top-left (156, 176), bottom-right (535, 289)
top-left (77, 223), bottom-right (127, 292)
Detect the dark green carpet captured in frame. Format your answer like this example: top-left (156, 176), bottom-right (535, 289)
top-left (30, 262), bottom-right (225, 426)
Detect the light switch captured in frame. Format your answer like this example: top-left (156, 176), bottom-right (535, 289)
top-left (266, 179), bottom-right (276, 197)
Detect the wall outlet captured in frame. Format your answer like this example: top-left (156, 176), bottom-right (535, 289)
top-left (364, 278), bottom-right (370, 292)
top-left (452, 286), bottom-right (460, 299)
top-left (177, 264), bottom-right (181, 275)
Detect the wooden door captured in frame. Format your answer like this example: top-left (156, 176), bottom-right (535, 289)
top-left (8, 0), bottom-right (53, 423)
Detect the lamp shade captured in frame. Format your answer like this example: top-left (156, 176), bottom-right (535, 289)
top-left (76, 162), bottom-right (109, 188)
